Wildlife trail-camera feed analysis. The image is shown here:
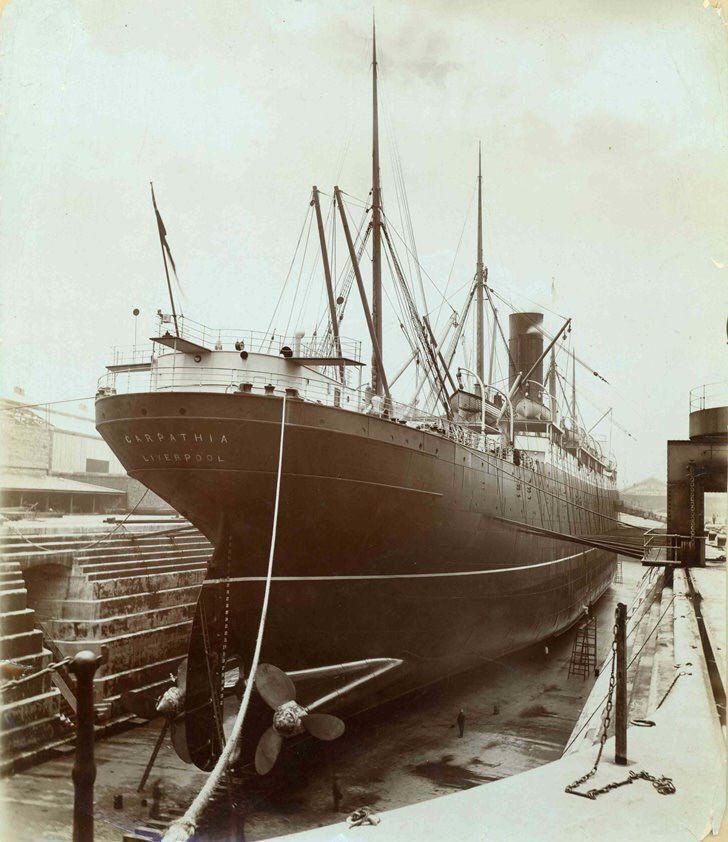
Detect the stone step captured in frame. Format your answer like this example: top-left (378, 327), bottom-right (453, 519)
top-left (77, 549), bottom-right (211, 573)
top-left (0, 526), bottom-right (193, 548)
top-left (85, 559), bottom-right (209, 582)
top-left (0, 532), bottom-right (204, 561)
top-left (78, 547), bottom-right (211, 571)
top-left (90, 569), bottom-right (206, 600)
top-left (1, 688), bottom-right (60, 730)
top-left (47, 601), bottom-right (197, 640)
top-left (0, 608), bottom-right (36, 636)
top-left (0, 713), bottom-right (64, 760)
top-left (75, 535), bottom-right (210, 561)
top-left (0, 628), bottom-right (44, 660)
top-left (0, 589), bottom-right (26, 613)
top-left (0, 561), bottom-right (22, 572)
top-left (60, 582), bottom-right (203, 620)
top-left (94, 654), bottom-right (187, 709)
top-left (80, 547), bottom-right (210, 571)
top-left (0, 577), bottom-right (26, 591)
top-left (0, 650), bottom-right (53, 703)
top-left (55, 620), bottom-right (193, 675)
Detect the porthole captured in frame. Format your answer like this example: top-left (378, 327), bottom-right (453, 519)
top-left (194, 354), bottom-right (202, 363)
top-left (141, 408), bottom-right (147, 416)
top-left (179, 407), bottom-right (187, 415)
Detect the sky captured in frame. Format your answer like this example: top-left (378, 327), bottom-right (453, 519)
top-left (0, 0), bottom-right (726, 487)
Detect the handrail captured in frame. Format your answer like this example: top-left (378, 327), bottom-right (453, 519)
top-left (149, 317), bottom-right (363, 361)
top-left (689, 381), bottom-right (728, 412)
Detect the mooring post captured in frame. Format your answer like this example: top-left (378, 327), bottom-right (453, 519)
top-left (615, 602), bottom-right (627, 765)
top-left (70, 650), bottom-right (99, 842)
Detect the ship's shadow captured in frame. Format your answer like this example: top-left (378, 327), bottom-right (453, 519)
top-left (229, 632), bottom-right (574, 806)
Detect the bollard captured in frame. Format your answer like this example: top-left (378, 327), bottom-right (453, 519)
top-left (70, 650), bottom-right (99, 842)
top-left (615, 602), bottom-right (627, 765)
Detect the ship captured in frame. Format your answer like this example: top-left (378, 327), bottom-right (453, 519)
top-left (95, 28), bottom-right (620, 773)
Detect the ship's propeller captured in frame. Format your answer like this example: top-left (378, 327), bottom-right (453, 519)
top-left (253, 663), bottom-right (345, 775)
top-left (255, 663), bottom-right (296, 709)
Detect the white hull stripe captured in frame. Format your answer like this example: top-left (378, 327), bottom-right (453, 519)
top-left (201, 548), bottom-right (600, 585)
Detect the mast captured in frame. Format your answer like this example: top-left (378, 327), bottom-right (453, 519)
top-left (335, 187), bottom-right (390, 403)
top-left (311, 186), bottom-right (344, 385)
top-left (487, 305), bottom-right (497, 398)
top-left (476, 143), bottom-right (485, 382)
top-left (150, 183), bottom-right (180, 337)
top-left (371, 19), bottom-right (384, 396)
top-left (571, 347), bottom-right (577, 429)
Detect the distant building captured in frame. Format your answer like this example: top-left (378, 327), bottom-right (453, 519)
top-left (0, 392), bottom-right (173, 514)
top-left (620, 477), bottom-right (667, 516)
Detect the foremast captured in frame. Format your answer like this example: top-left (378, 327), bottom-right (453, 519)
top-left (475, 144), bottom-right (486, 382)
top-left (371, 20), bottom-right (384, 397)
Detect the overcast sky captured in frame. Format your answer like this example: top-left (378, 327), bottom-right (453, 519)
top-left (1, 0), bottom-right (726, 487)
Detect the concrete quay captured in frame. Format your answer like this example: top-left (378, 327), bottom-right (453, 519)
top-left (272, 564), bottom-right (726, 842)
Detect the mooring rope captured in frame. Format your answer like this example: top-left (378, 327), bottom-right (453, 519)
top-left (162, 395), bottom-right (288, 842)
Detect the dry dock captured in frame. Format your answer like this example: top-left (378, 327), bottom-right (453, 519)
top-left (1, 556), bottom-right (649, 840)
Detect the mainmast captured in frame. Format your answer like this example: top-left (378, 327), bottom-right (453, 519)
top-left (371, 20), bottom-right (384, 396)
top-left (476, 144), bottom-right (485, 382)
top-left (571, 347), bottom-right (577, 429)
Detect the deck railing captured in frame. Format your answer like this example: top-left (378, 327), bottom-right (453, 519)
top-left (689, 381), bottom-right (728, 412)
top-left (97, 363), bottom-right (519, 461)
top-left (151, 316), bottom-right (362, 362)
top-left (643, 528), bottom-right (707, 565)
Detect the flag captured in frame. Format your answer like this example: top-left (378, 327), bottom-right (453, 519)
top-left (150, 183), bottom-right (179, 281)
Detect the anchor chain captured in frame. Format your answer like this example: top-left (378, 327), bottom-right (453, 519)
top-left (565, 608), bottom-right (676, 801)
top-left (569, 769), bottom-right (676, 801)
top-left (565, 613), bottom-right (617, 797)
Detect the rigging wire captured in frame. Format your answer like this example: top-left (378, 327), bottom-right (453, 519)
top-left (283, 209), bottom-right (316, 338)
top-left (433, 179), bottom-right (477, 336)
top-left (264, 203), bottom-right (314, 339)
top-left (381, 211), bottom-right (459, 320)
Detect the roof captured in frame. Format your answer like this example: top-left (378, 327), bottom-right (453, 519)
top-left (0, 474), bottom-right (123, 495)
top-left (621, 477), bottom-right (667, 496)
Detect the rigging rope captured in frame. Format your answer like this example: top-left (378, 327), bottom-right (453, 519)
top-left (163, 394), bottom-right (288, 842)
top-left (264, 205), bottom-right (314, 340)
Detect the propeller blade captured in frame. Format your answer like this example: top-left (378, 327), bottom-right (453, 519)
top-left (255, 664), bottom-right (296, 709)
top-left (170, 716), bottom-right (192, 764)
top-left (302, 713), bottom-right (345, 741)
top-left (121, 690), bottom-right (159, 720)
top-left (255, 726), bottom-right (283, 775)
top-left (176, 658), bottom-right (188, 694)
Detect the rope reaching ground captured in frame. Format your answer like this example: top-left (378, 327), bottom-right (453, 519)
top-left (162, 395), bottom-right (288, 842)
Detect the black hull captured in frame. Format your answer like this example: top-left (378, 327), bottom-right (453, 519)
top-left (96, 391), bottom-right (618, 768)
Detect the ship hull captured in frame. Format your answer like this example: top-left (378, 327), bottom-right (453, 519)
top-left (96, 391), bottom-right (617, 767)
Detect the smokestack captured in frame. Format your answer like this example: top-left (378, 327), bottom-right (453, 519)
top-left (509, 313), bottom-right (544, 395)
